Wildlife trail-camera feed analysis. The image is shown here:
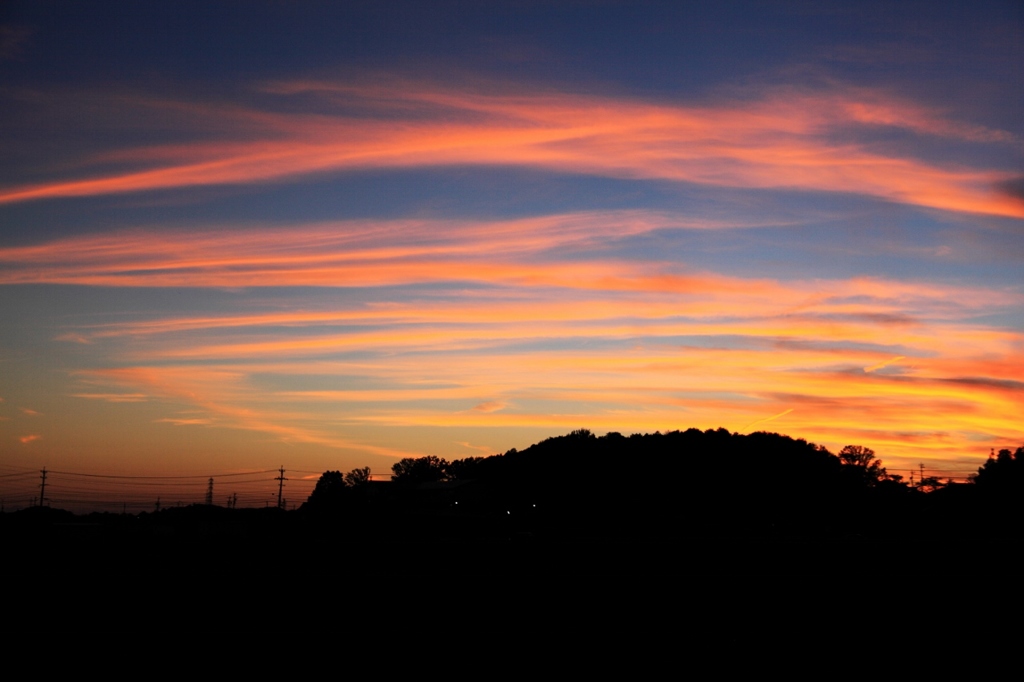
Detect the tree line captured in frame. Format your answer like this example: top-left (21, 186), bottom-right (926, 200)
top-left (303, 428), bottom-right (1024, 539)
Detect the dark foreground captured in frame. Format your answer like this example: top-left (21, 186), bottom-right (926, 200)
top-left (3, 505), bottom-right (1018, 637)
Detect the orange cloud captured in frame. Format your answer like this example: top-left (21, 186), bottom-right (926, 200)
top-left (7, 202), bottom-right (1012, 473)
top-left (71, 393), bottom-right (150, 403)
top-left (19, 434), bottom-right (40, 444)
top-left (63, 294), bottom-right (1021, 470)
top-left (455, 441), bottom-right (494, 453)
top-left (0, 81), bottom-right (1019, 218)
top-left (742, 409), bottom-right (794, 432)
top-left (0, 212), bottom-right (702, 287)
top-left (864, 356), bottom-right (906, 373)
top-left (471, 401), bottom-right (506, 413)
top-left (77, 366), bottom-right (428, 460)
top-left (54, 333), bottom-right (93, 344)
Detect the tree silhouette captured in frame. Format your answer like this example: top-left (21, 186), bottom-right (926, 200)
top-left (975, 446), bottom-right (1024, 491)
top-left (391, 456), bottom-right (449, 484)
top-left (305, 470), bottom-right (348, 511)
top-left (344, 467), bottom-right (372, 487)
top-left (445, 456), bottom-right (488, 480)
top-left (838, 445), bottom-right (886, 484)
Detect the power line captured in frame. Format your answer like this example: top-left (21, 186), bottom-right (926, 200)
top-left (0, 471), bottom-right (39, 479)
top-left (46, 469), bottom-right (279, 480)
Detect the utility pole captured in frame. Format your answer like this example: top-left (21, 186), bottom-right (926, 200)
top-left (206, 477), bottom-right (214, 506)
top-left (276, 466), bottom-right (287, 510)
top-left (155, 497), bottom-right (161, 512)
top-left (38, 467), bottom-right (47, 507)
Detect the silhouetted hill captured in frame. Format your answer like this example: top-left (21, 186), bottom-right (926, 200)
top-left (299, 428), bottom-right (942, 540)
top-left (411, 428), bottom-right (911, 538)
top-left (6, 429), bottom-right (1024, 634)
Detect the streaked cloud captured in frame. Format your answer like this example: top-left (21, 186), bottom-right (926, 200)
top-left (455, 441), bottom-right (494, 453)
top-left (1, 80), bottom-right (1020, 218)
top-left (471, 401), bottom-right (506, 413)
top-left (71, 393), bottom-right (150, 403)
top-left (52, 283), bottom-right (1020, 469)
top-left (4, 196), bottom-right (1006, 472)
top-left (0, 24), bottom-right (32, 60)
top-left (742, 409), bottom-right (794, 432)
top-left (76, 366), bottom-right (429, 460)
top-left (864, 356), bottom-right (906, 373)
top-left (54, 333), bottom-right (93, 344)
top-left (154, 417), bottom-right (213, 426)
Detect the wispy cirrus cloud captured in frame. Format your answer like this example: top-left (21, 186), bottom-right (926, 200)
top-left (742, 408), bottom-right (795, 432)
top-left (4, 215), bottom-right (1022, 320)
top-left (864, 356), bottom-right (906, 373)
top-left (0, 211), bottom-right (701, 286)
top-left (154, 417), bottom-right (213, 426)
top-left (76, 366), bottom-right (428, 460)
top-left (455, 441), bottom-right (494, 453)
top-left (1, 80), bottom-right (1020, 217)
top-left (50, 264), bottom-right (1021, 469)
top-left (71, 393), bottom-right (150, 402)
top-left (3, 77), bottom-right (1019, 474)
top-left (470, 401), bottom-right (506, 413)
top-left (1, 201), bottom-right (1012, 470)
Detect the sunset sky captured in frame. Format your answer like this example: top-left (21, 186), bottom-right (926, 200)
top-left (1, 1), bottom-right (1021, 505)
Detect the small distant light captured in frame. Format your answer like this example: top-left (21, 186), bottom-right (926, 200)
top-left (507, 510), bottom-right (510, 514)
